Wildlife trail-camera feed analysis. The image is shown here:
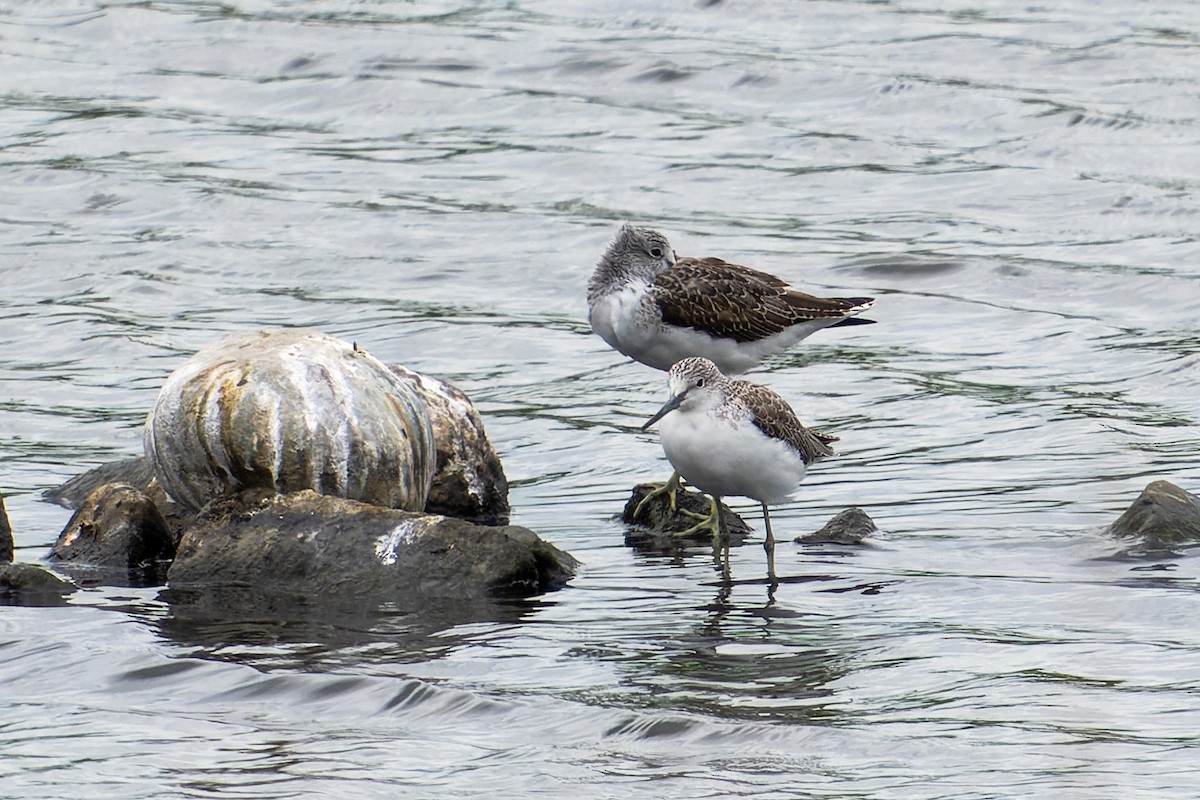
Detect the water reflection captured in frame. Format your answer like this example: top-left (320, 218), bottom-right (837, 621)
top-left (568, 534), bottom-right (897, 726)
top-left (154, 586), bottom-right (536, 669)
top-left (589, 576), bottom-right (859, 725)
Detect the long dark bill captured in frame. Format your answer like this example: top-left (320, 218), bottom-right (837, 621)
top-left (641, 391), bottom-right (685, 431)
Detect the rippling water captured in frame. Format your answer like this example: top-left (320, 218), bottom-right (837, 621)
top-left (2, 1), bottom-right (1199, 797)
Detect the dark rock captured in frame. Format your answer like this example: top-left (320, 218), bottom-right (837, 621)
top-left (1, 490), bottom-right (12, 563)
top-left (44, 458), bottom-right (186, 546)
top-left (1107, 480), bottom-right (1200, 552)
top-left (390, 365), bottom-right (510, 525)
top-left (0, 563), bottom-right (76, 606)
top-left (796, 508), bottom-right (878, 545)
top-left (167, 490), bottom-right (577, 604)
top-left (622, 482), bottom-right (752, 549)
top-left (49, 482), bottom-right (176, 585)
top-left (43, 457), bottom-right (156, 510)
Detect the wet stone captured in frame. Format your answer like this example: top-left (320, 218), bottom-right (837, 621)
top-left (1, 490), bottom-right (12, 564)
top-left (144, 329), bottom-right (436, 514)
top-left (167, 490), bottom-right (578, 605)
top-left (1107, 480), bottom-right (1200, 554)
top-left (49, 482), bottom-right (176, 586)
top-left (47, 360), bottom-right (510, 527)
top-left (796, 507), bottom-right (878, 545)
top-left (622, 482), bottom-right (753, 549)
top-left (0, 563), bottom-right (76, 606)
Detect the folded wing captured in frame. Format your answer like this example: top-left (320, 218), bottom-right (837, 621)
top-left (654, 257), bottom-right (873, 343)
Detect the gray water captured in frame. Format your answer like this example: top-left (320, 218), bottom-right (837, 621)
top-left (2, 1), bottom-right (1200, 797)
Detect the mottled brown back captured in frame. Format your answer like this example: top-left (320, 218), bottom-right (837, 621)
top-left (737, 382), bottom-right (837, 464)
top-left (654, 257), bottom-right (867, 343)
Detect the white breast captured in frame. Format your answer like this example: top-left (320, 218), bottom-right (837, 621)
top-left (657, 407), bottom-right (807, 504)
top-left (589, 281), bottom-right (668, 369)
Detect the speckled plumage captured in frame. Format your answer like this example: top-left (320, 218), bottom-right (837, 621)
top-left (656, 257), bottom-right (871, 344)
top-left (641, 357), bottom-right (836, 562)
top-left (589, 224), bottom-right (875, 374)
top-left (737, 381), bottom-right (838, 467)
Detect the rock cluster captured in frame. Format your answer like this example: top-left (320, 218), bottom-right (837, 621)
top-left (32, 329), bottom-right (575, 606)
top-left (621, 481), bottom-right (879, 550)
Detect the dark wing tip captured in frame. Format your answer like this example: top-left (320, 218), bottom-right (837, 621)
top-left (813, 429), bottom-right (839, 445)
top-left (828, 316), bottom-right (876, 327)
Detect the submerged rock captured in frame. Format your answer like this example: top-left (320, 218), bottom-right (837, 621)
top-left (390, 365), bottom-right (510, 525)
top-left (1107, 480), bottom-right (1200, 552)
top-left (796, 507), bottom-right (878, 545)
top-left (168, 490), bottom-right (578, 602)
top-left (622, 482), bottom-right (752, 547)
top-left (1, 490), bottom-right (12, 563)
top-left (49, 482), bottom-right (175, 585)
top-left (144, 329), bottom-right (436, 513)
top-left (0, 562), bottom-right (76, 606)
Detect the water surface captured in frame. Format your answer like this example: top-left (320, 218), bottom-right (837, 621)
top-left (2, 1), bottom-right (1199, 797)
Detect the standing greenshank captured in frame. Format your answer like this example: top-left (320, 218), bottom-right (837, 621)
top-left (640, 357), bottom-right (837, 577)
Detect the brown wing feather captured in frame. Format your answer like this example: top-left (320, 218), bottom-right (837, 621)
top-left (738, 383), bottom-right (836, 465)
top-left (653, 257), bottom-right (868, 343)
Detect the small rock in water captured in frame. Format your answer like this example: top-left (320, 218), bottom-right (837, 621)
top-left (1, 490), bottom-right (12, 564)
top-left (622, 482), bottom-right (752, 546)
top-left (1107, 480), bottom-right (1200, 553)
top-left (49, 482), bottom-right (176, 585)
top-left (0, 563), bottom-right (76, 606)
top-left (796, 507), bottom-right (878, 545)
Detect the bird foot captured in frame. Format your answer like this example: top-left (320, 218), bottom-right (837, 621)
top-left (632, 471), bottom-right (682, 520)
top-left (672, 495), bottom-right (724, 541)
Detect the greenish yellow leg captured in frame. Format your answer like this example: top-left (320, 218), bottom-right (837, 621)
top-left (763, 503), bottom-right (777, 590)
top-left (674, 494), bottom-right (723, 540)
top-left (633, 470), bottom-right (683, 519)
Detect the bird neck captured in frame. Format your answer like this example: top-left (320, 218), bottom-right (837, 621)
top-left (588, 252), bottom-right (660, 303)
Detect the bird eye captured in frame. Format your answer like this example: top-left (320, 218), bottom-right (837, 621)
top-left (649, 247), bottom-right (663, 258)
top-left (696, 378), bottom-right (706, 388)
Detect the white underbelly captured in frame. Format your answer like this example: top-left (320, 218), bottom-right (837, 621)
top-left (658, 411), bottom-right (807, 504)
top-left (592, 286), bottom-right (838, 374)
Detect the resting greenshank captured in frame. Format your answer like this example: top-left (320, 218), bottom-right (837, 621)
top-left (588, 224), bottom-right (875, 375)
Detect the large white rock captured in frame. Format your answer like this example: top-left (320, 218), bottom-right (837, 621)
top-left (145, 329), bottom-right (436, 513)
